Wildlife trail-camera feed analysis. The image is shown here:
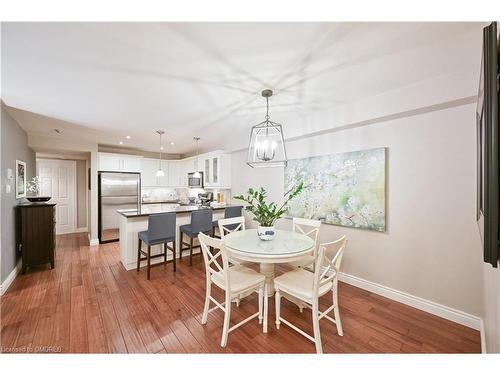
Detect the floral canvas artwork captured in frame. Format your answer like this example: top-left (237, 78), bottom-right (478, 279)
top-left (284, 148), bottom-right (386, 232)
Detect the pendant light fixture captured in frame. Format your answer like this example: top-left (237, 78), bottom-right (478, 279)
top-left (155, 130), bottom-right (165, 177)
top-left (192, 137), bottom-right (201, 178)
top-left (247, 89), bottom-right (287, 168)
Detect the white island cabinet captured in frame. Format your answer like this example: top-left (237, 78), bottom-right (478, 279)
top-left (117, 205), bottom-right (238, 270)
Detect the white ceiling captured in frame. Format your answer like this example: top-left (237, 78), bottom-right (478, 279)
top-left (1, 22), bottom-right (485, 154)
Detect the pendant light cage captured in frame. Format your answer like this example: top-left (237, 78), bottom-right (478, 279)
top-left (247, 90), bottom-right (287, 168)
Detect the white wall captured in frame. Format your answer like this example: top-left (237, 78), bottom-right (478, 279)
top-left (231, 102), bottom-right (484, 317)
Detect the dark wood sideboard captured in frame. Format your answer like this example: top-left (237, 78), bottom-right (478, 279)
top-left (16, 203), bottom-right (56, 273)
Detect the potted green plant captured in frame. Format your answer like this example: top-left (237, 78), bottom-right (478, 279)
top-left (233, 181), bottom-right (304, 240)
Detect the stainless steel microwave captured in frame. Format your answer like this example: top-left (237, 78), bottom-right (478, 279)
top-left (188, 172), bottom-right (204, 188)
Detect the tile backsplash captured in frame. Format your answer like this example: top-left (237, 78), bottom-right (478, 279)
top-left (141, 187), bottom-right (178, 202)
top-left (141, 187), bottom-right (232, 203)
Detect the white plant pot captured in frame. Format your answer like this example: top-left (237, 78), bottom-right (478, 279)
top-left (257, 225), bottom-right (276, 241)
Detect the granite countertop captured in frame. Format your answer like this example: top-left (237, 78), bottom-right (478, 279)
top-left (140, 200), bottom-right (180, 204)
top-left (117, 204), bottom-right (242, 218)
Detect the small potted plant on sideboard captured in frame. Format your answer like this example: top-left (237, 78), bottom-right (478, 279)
top-left (234, 181), bottom-right (304, 240)
top-left (26, 176), bottom-right (51, 203)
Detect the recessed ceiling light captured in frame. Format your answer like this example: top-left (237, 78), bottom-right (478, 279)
top-left (170, 142), bottom-right (175, 146)
top-left (125, 135), bottom-right (131, 139)
top-left (119, 141), bottom-right (123, 145)
top-left (160, 146), bottom-right (164, 150)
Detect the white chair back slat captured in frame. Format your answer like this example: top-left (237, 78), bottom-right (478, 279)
top-left (199, 233), bottom-right (230, 288)
top-left (292, 217), bottom-right (321, 258)
top-left (218, 216), bottom-right (246, 239)
top-left (313, 236), bottom-right (347, 291)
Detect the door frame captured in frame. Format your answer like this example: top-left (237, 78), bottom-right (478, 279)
top-left (36, 158), bottom-right (78, 235)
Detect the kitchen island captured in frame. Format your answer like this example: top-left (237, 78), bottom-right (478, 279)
top-left (117, 204), bottom-right (242, 270)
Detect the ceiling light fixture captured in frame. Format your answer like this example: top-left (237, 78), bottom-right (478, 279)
top-left (119, 141), bottom-right (123, 145)
top-left (155, 130), bottom-right (165, 177)
top-left (193, 137), bottom-right (201, 178)
top-left (126, 135), bottom-right (131, 139)
top-left (247, 89), bottom-right (287, 168)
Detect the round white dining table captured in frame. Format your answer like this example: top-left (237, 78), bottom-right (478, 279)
top-left (223, 229), bottom-right (315, 296)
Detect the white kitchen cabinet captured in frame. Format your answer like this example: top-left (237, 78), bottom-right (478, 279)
top-left (98, 153), bottom-right (142, 172)
top-left (168, 161), bottom-right (182, 187)
top-left (122, 156), bottom-right (142, 172)
top-left (141, 158), bottom-right (159, 187)
top-left (184, 158), bottom-right (198, 174)
top-left (98, 153), bottom-right (121, 171)
top-left (202, 153), bottom-right (231, 188)
top-left (100, 151), bottom-right (231, 188)
top-left (181, 158), bottom-right (199, 186)
top-left (141, 158), bottom-right (169, 187)
top-left (203, 156), bottom-right (219, 187)
top-left (158, 162), bottom-right (169, 186)
top-left (182, 161), bottom-right (191, 186)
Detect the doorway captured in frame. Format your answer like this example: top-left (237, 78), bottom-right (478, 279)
top-left (37, 159), bottom-right (77, 234)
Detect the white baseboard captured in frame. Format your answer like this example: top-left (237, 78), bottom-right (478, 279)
top-left (0, 259), bottom-right (22, 296)
top-left (339, 272), bottom-right (481, 331)
top-left (480, 318), bottom-right (487, 353)
top-left (89, 238), bottom-right (99, 246)
top-left (74, 227), bottom-right (88, 233)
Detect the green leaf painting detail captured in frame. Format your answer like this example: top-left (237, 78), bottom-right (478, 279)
top-left (284, 148), bottom-right (386, 232)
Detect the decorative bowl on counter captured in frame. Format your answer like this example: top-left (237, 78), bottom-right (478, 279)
top-left (26, 196), bottom-right (52, 203)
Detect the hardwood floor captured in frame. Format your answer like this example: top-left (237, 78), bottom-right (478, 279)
top-left (0, 233), bottom-right (481, 353)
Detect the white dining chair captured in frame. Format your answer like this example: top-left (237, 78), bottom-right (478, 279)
top-left (198, 232), bottom-right (268, 347)
top-left (218, 216), bottom-right (245, 239)
top-left (218, 216), bottom-right (248, 305)
top-left (288, 217), bottom-right (321, 269)
top-left (274, 235), bottom-right (347, 353)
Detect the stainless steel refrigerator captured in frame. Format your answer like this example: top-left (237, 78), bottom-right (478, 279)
top-left (98, 172), bottom-right (140, 243)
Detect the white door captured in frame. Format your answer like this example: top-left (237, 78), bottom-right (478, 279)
top-left (37, 159), bottom-right (76, 234)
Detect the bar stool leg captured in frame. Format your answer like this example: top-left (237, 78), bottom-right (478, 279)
top-left (137, 238), bottom-right (142, 272)
top-left (163, 243), bottom-right (167, 268)
top-left (147, 245), bottom-right (151, 280)
top-left (179, 230), bottom-right (183, 261)
top-left (172, 240), bottom-right (176, 272)
top-left (189, 237), bottom-right (193, 266)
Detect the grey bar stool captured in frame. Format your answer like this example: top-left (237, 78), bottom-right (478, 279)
top-left (213, 206), bottom-right (243, 238)
top-left (137, 212), bottom-right (176, 280)
top-left (179, 209), bottom-right (213, 266)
